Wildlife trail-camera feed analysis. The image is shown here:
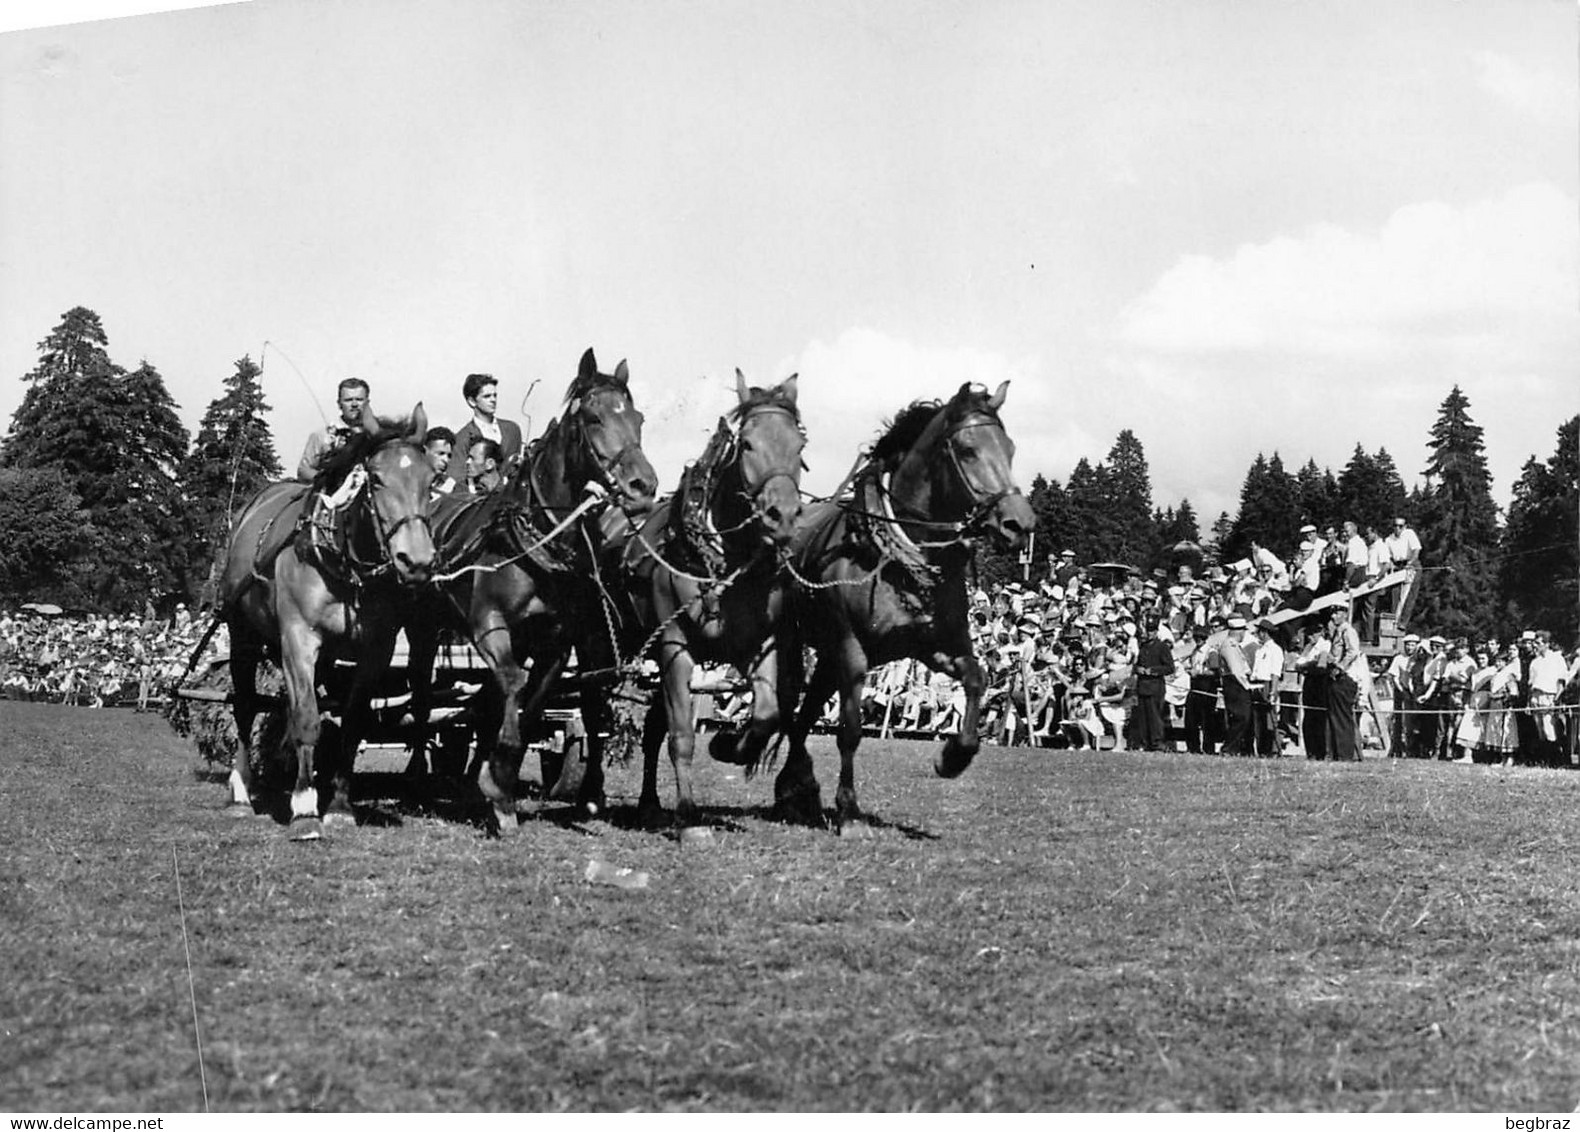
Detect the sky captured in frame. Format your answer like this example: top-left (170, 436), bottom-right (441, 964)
top-left (1, 0), bottom-right (1575, 532)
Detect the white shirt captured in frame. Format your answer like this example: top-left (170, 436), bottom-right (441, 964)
top-left (1366, 539), bottom-right (1394, 579)
top-left (1386, 526), bottom-right (1422, 564)
top-left (1529, 649), bottom-right (1568, 695)
top-left (1249, 638), bottom-right (1285, 685)
top-left (1345, 535), bottom-right (1369, 569)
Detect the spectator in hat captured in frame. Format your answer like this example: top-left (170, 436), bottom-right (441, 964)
top-left (1182, 623), bottom-right (1222, 755)
top-left (1325, 606), bottom-right (1366, 761)
top-left (1128, 617), bottom-right (1175, 751)
top-left (1384, 632), bottom-right (1420, 756)
top-left (1386, 516), bottom-right (1424, 624)
top-left (1285, 539), bottom-right (1320, 612)
top-left (1218, 616), bottom-right (1254, 755)
top-left (1053, 549), bottom-right (1080, 589)
top-left (1248, 619), bottom-right (1286, 756)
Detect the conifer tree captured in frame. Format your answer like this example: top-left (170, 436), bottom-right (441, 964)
top-left (181, 355), bottom-right (283, 600)
top-left (1413, 386), bottom-right (1500, 640)
top-left (0, 309), bottom-right (191, 611)
top-left (1499, 415), bottom-right (1578, 642)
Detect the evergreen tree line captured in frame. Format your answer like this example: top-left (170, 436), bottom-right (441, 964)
top-left (3, 308), bottom-right (1574, 644)
top-left (0, 307), bottom-right (281, 613)
top-left (980, 386), bottom-right (1578, 646)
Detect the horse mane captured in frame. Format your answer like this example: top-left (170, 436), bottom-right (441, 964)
top-left (728, 382), bottom-right (801, 424)
top-left (869, 400), bottom-right (943, 468)
top-left (311, 416), bottom-right (418, 491)
top-left (869, 386), bottom-right (1002, 470)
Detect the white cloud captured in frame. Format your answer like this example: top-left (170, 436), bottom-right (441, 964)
top-left (1471, 50), bottom-right (1577, 122)
top-left (1116, 182), bottom-right (1579, 373)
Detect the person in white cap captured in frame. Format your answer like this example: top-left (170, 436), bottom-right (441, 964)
top-left (1383, 632), bottom-right (1420, 756)
top-left (1385, 516), bottom-right (1424, 624)
top-left (1219, 616), bottom-right (1254, 755)
top-left (1324, 605), bottom-right (1367, 761)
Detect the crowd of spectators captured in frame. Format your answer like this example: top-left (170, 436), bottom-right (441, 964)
top-left (843, 530), bottom-right (1578, 767)
top-left (0, 604), bottom-right (226, 710)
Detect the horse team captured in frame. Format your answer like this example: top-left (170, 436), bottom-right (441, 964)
top-left (217, 350), bottom-right (1035, 840)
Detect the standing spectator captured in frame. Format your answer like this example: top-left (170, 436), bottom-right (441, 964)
top-left (1527, 631), bottom-right (1569, 767)
top-left (447, 373), bottom-right (524, 486)
top-left (1324, 606), bottom-right (1367, 762)
top-left (1128, 618), bottom-right (1175, 751)
top-left (1436, 639), bottom-right (1475, 759)
top-left (1363, 525), bottom-right (1395, 638)
top-left (1383, 632), bottom-right (1419, 756)
top-left (1248, 620), bottom-right (1286, 757)
top-left (1218, 616), bottom-right (1254, 756)
top-left (1182, 624), bottom-right (1222, 755)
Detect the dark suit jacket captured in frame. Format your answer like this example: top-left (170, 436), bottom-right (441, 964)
top-left (446, 417), bottom-right (523, 483)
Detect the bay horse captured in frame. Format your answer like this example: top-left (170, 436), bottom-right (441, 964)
top-left (218, 404), bottom-right (436, 840)
top-left (775, 381), bottom-right (1035, 829)
top-left (616, 371), bottom-right (805, 830)
top-left (407, 349), bottom-right (657, 834)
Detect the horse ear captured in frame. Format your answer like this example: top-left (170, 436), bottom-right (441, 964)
top-left (409, 402), bottom-right (428, 442)
top-left (987, 380), bottom-right (1009, 411)
top-left (613, 359), bottom-right (630, 385)
top-left (779, 373), bottom-right (799, 406)
top-left (735, 369), bottom-right (749, 403)
top-left (579, 348), bottom-right (597, 380)
top-left (360, 402), bottom-right (381, 436)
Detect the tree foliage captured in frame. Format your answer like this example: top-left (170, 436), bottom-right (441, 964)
top-left (180, 355), bottom-right (283, 601)
top-left (0, 467), bottom-right (94, 606)
top-left (0, 309), bottom-right (192, 612)
top-left (1499, 415), bottom-right (1578, 642)
top-left (1412, 386), bottom-right (1500, 641)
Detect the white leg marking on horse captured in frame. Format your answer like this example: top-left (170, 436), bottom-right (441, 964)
top-left (228, 768), bottom-right (251, 806)
top-left (290, 787), bottom-right (318, 819)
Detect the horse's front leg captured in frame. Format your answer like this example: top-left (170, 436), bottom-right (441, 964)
top-left (831, 638), bottom-right (871, 829)
top-left (402, 612), bottom-right (441, 778)
top-left (323, 625), bottom-right (398, 828)
top-left (472, 613), bottom-right (532, 836)
top-left (930, 646), bottom-right (984, 779)
top-left (227, 630), bottom-right (262, 815)
top-left (277, 622), bottom-right (326, 841)
top-left (775, 649), bottom-right (836, 826)
top-left (657, 634), bottom-right (702, 828)
top-left (636, 693), bottom-right (668, 829)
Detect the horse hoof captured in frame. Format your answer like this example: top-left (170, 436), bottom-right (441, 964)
top-left (935, 736), bottom-right (979, 779)
top-left (836, 817), bottom-right (874, 840)
top-left (324, 810), bottom-right (356, 829)
top-left (288, 816), bottom-right (324, 841)
top-left (707, 731), bottom-right (753, 766)
top-left (637, 804), bottom-right (669, 832)
top-left (772, 786), bottom-right (825, 828)
top-left (678, 825), bottom-right (714, 846)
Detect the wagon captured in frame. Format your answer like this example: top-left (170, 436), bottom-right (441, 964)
top-left (175, 630), bottom-right (593, 800)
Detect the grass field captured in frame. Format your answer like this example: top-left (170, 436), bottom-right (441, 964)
top-left (3, 700), bottom-right (1580, 1112)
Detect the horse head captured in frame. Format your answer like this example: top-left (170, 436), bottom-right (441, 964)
top-left (357, 402), bottom-right (438, 585)
top-left (729, 370), bottom-right (805, 549)
top-left (564, 347), bottom-right (658, 516)
top-left (893, 381), bottom-right (1034, 553)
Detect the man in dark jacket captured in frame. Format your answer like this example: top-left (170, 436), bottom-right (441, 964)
top-left (1128, 617), bottom-right (1176, 751)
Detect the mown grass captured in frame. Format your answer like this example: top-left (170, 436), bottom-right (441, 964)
top-left (3, 700), bottom-right (1580, 1112)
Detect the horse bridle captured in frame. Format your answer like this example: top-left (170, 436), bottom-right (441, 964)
top-left (724, 403), bottom-right (804, 530)
top-left (346, 442), bottom-right (435, 578)
top-left (909, 409), bottom-right (1022, 543)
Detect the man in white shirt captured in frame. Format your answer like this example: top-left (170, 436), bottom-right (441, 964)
top-left (1385, 516), bottom-right (1424, 626)
top-left (1219, 616), bottom-right (1254, 755)
top-left (1527, 631), bottom-right (1569, 763)
top-left (1248, 619), bottom-right (1286, 756)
